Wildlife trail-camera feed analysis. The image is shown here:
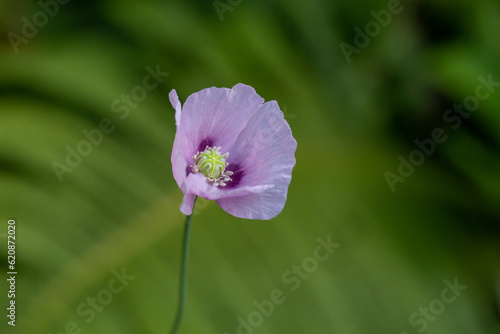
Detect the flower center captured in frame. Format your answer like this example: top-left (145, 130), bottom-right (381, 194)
top-left (191, 146), bottom-right (233, 186)
top-left (197, 147), bottom-right (227, 178)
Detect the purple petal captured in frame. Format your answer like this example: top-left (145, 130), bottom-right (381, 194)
top-left (176, 83), bottom-right (264, 160)
top-left (217, 101), bottom-right (297, 220)
top-left (169, 89), bottom-right (182, 128)
top-left (171, 129), bottom-right (186, 191)
top-left (178, 173), bottom-right (274, 215)
top-left (180, 193), bottom-right (197, 215)
top-left (170, 89), bottom-right (189, 192)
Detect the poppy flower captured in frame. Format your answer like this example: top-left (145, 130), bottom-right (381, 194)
top-left (169, 83), bottom-right (296, 220)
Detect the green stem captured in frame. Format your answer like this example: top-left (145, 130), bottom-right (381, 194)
top-left (169, 196), bottom-right (197, 334)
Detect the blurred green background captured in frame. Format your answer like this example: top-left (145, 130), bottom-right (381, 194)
top-left (1, 0), bottom-right (500, 333)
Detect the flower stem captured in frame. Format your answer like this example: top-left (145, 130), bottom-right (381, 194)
top-left (169, 196), bottom-right (197, 334)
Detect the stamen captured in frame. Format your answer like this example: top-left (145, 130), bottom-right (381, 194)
top-left (191, 146), bottom-right (233, 186)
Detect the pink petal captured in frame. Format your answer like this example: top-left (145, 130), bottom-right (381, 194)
top-left (177, 83), bottom-right (264, 161)
top-left (169, 89), bottom-right (187, 191)
top-left (169, 89), bottom-right (182, 128)
top-left (180, 193), bottom-right (197, 216)
top-left (179, 172), bottom-right (274, 215)
top-left (217, 101), bottom-right (297, 220)
top-left (171, 128), bottom-right (187, 191)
